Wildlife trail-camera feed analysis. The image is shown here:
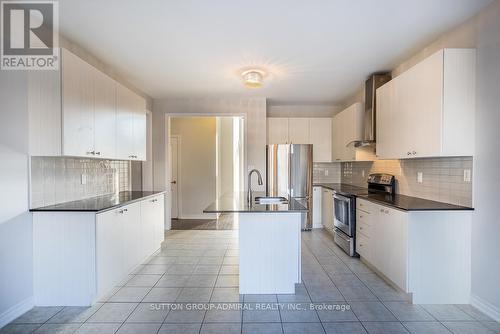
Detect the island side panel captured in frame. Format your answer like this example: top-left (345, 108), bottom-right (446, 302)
top-left (239, 212), bottom-right (301, 294)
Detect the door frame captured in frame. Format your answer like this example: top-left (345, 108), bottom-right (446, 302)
top-left (164, 114), bottom-right (247, 228)
top-left (169, 135), bottom-right (181, 219)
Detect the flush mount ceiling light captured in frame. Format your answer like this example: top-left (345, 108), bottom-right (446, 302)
top-left (241, 69), bottom-right (266, 88)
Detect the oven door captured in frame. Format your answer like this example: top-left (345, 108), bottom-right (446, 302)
top-left (333, 193), bottom-right (352, 236)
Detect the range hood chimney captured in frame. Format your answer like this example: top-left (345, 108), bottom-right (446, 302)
top-left (354, 73), bottom-right (391, 147)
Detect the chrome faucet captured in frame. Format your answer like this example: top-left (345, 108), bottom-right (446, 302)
top-left (247, 169), bottom-right (263, 204)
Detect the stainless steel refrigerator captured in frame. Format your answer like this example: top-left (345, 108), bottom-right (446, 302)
top-left (266, 144), bottom-right (313, 230)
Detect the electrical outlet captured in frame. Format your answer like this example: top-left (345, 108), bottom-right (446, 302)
top-left (464, 169), bottom-right (471, 182)
top-left (417, 172), bottom-right (423, 183)
top-left (81, 174), bottom-right (87, 185)
top-left (324, 170), bottom-right (329, 176)
top-left (362, 170), bottom-right (365, 178)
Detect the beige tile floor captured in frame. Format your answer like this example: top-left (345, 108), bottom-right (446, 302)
top-left (2, 229), bottom-right (499, 334)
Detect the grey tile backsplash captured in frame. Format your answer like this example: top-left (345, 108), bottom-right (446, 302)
top-left (30, 157), bottom-right (131, 208)
top-left (341, 157), bottom-right (473, 207)
top-left (313, 162), bottom-right (342, 183)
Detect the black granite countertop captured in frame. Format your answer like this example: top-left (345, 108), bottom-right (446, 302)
top-left (204, 192), bottom-right (308, 213)
top-left (314, 183), bottom-right (473, 211)
top-left (314, 183), bottom-right (370, 196)
top-left (30, 191), bottom-right (166, 213)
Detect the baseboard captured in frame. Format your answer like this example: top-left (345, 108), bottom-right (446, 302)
top-left (471, 293), bottom-right (500, 322)
top-left (0, 297), bottom-right (34, 329)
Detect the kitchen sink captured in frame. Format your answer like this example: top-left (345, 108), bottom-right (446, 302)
top-left (254, 196), bottom-right (288, 204)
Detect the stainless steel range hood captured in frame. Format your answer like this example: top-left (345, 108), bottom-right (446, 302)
top-left (353, 73), bottom-right (391, 147)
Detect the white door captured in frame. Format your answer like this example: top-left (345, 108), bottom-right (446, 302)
top-left (116, 83), bottom-right (134, 160)
top-left (121, 202), bottom-right (142, 273)
top-left (61, 49), bottom-right (95, 157)
top-left (312, 186), bottom-right (322, 228)
top-left (288, 118), bottom-right (309, 144)
top-left (93, 68), bottom-right (116, 159)
top-left (267, 118), bottom-right (289, 144)
top-left (170, 137), bottom-right (179, 219)
top-left (309, 118), bottom-right (332, 162)
top-left (96, 209), bottom-right (123, 300)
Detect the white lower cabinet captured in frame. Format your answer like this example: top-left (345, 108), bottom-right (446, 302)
top-left (312, 186), bottom-right (322, 228)
top-left (140, 194), bottom-right (165, 257)
top-left (356, 198), bottom-right (472, 304)
top-left (96, 208), bottom-right (124, 300)
top-left (321, 188), bottom-right (333, 230)
top-left (34, 194), bottom-right (165, 306)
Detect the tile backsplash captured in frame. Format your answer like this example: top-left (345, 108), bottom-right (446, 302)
top-left (341, 157), bottom-right (473, 207)
top-left (30, 157), bottom-right (131, 208)
top-left (313, 162), bottom-right (342, 183)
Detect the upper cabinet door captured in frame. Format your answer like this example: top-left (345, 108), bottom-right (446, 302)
top-left (288, 118), bottom-right (310, 144)
top-left (116, 84), bottom-right (135, 160)
top-left (400, 50), bottom-right (443, 158)
top-left (61, 49), bottom-right (95, 157)
top-left (93, 69), bottom-right (117, 159)
top-left (132, 95), bottom-right (147, 161)
top-left (309, 118), bottom-right (332, 162)
top-left (267, 118), bottom-right (289, 144)
top-left (375, 48), bottom-right (475, 159)
top-left (376, 81), bottom-right (394, 159)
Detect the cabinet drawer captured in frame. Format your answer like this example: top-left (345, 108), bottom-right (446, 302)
top-left (356, 234), bottom-right (370, 258)
top-left (356, 221), bottom-right (372, 237)
top-left (356, 199), bottom-right (372, 212)
top-left (356, 210), bottom-right (371, 226)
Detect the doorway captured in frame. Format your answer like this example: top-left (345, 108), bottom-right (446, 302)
top-left (167, 116), bottom-right (244, 230)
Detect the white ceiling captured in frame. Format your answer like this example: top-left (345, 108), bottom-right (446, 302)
top-left (59, 0), bottom-right (490, 104)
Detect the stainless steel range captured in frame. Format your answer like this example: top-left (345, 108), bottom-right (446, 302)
top-left (333, 173), bottom-right (395, 256)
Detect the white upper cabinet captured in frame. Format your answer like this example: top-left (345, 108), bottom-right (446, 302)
top-left (267, 117), bottom-right (332, 162)
top-left (29, 48), bottom-right (147, 161)
top-left (309, 118), bottom-right (332, 162)
top-left (376, 48), bottom-right (475, 159)
top-left (62, 49), bottom-right (95, 157)
top-left (288, 118), bottom-right (309, 144)
top-left (267, 118), bottom-right (289, 144)
top-left (93, 68), bottom-right (117, 158)
top-left (331, 102), bottom-right (374, 162)
top-left (116, 83), bottom-right (146, 160)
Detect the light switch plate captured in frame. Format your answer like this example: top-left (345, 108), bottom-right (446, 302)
top-left (417, 172), bottom-right (423, 183)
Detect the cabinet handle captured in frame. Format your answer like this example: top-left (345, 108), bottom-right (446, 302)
top-left (95, 151), bottom-right (101, 155)
top-left (385, 210), bottom-right (389, 214)
top-left (380, 208), bottom-right (384, 212)
top-left (412, 151), bottom-right (417, 155)
top-left (359, 226), bottom-right (363, 230)
top-left (407, 151), bottom-right (411, 156)
top-left (87, 151), bottom-right (95, 155)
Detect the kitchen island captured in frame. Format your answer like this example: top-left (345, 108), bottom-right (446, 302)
top-left (204, 192), bottom-right (307, 294)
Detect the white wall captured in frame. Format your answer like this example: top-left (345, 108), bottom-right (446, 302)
top-left (216, 117), bottom-right (234, 197)
top-left (171, 117), bottom-right (217, 219)
top-left (471, 0), bottom-right (500, 320)
top-left (152, 98), bottom-right (266, 228)
top-left (0, 72), bottom-right (34, 327)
